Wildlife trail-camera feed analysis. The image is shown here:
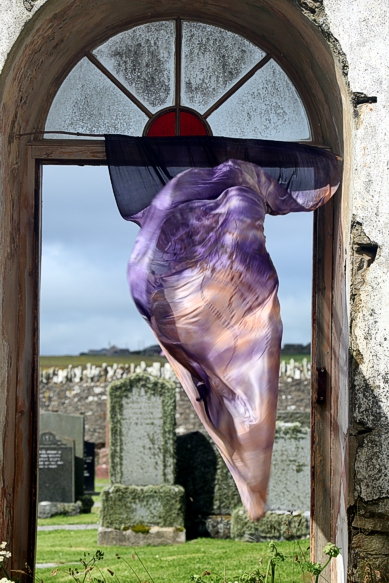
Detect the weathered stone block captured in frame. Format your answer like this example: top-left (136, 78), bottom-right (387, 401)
top-left (267, 422), bottom-right (310, 512)
top-left (38, 501), bottom-right (82, 519)
top-left (100, 484), bottom-right (185, 529)
top-left (98, 526), bottom-right (185, 547)
top-left (231, 507), bottom-right (309, 542)
top-left (204, 515), bottom-right (231, 539)
top-left (353, 515), bottom-right (389, 533)
top-left (350, 533), bottom-right (389, 583)
top-left (109, 374), bottom-right (176, 485)
top-left (351, 532), bottom-right (389, 555)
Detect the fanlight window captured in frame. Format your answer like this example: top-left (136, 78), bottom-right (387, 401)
top-left (45, 20), bottom-right (311, 140)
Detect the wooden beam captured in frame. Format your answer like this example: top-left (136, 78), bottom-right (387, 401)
top-left (29, 140), bottom-right (107, 162)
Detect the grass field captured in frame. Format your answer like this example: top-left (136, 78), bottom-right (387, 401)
top-left (36, 533), bottom-right (309, 583)
top-left (39, 354), bottom-right (167, 369)
top-left (39, 353), bottom-right (310, 370)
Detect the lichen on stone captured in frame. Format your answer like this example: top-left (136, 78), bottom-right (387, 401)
top-left (100, 484), bottom-right (185, 530)
top-left (108, 373), bottom-right (176, 485)
top-left (231, 506), bottom-right (309, 542)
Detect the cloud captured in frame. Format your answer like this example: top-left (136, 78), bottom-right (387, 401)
top-left (41, 165), bottom-right (313, 355)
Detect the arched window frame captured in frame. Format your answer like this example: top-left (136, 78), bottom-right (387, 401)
top-left (43, 17), bottom-right (313, 142)
top-left (0, 6), bottom-right (347, 580)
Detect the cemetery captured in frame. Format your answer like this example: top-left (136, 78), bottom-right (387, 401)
top-left (1, 1), bottom-right (388, 580)
top-left (37, 361), bottom-right (311, 546)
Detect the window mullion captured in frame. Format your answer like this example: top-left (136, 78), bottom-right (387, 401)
top-left (175, 18), bottom-right (182, 135)
top-left (202, 53), bottom-right (272, 119)
top-left (85, 52), bottom-right (153, 118)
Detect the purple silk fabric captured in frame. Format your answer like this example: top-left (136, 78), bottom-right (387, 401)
top-left (128, 159), bottom-right (340, 520)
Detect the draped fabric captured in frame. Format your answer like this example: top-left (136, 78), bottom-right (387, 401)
top-left (105, 135), bottom-right (341, 520)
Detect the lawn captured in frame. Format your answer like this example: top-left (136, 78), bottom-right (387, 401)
top-left (37, 510), bottom-right (99, 527)
top-left (36, 532), bottom-right (309, 583)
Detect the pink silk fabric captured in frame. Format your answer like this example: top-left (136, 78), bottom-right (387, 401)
top-left (128, 160), bottom-right (339, 519)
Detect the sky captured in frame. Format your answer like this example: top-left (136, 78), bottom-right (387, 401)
top-left (40, 165), bottom-right (313, 355)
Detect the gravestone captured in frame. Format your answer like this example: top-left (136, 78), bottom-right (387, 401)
top-left (176, 411), bottom-right (311, 539)
top-left (99, 373), bottom-right (185, 546)
top-left (39, 431), bottom-right (75, 503)
top-left (84, 441), bottom-right (95, 493)
top-left (267, 416), bottom-right (310, 511)
top-left (40, 412), bottom-right (85, 497)
top-left (109, 373), bottom-right (176, 486)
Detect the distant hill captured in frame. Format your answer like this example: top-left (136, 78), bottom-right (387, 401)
top-left (80, 344), bottom-right (163, 357)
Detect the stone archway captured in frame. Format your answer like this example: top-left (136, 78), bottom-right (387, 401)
top-left (0, 1), bottom-right (351, 579)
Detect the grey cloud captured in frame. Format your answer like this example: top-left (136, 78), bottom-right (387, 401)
top-left (41, 166), bottom-right (313, 355)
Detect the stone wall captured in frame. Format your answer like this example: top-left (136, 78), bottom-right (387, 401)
top-left (39, 360), bottom-right (310, 446)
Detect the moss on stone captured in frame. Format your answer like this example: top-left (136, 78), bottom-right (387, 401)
top-left (231, 506), bottom-right (309, 541)
top-left (100, 484), bottom-right (185, 529)
top-left (131, 524), bottom-right (151, 534)
top-left (108, 373), bottom-right (176, 485)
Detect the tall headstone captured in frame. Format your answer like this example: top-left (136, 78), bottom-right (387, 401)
top-left (39, 431), bottom-right (75, 503)
top-left (40, 412), bottom-right (85, 497)
top-left (109, 373), bottom-right (176, 486)
top-left (99, 373), bottom-right (185, 546)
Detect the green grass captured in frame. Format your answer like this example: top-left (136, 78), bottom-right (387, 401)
top-left (40, 354), bottom-right (309, 370)
top-left (39, 355), bottom-right (167, 370)
top-left (37, 510), bottom-right (99, 527)
top-left (36, 533), bottom-right (309, 583)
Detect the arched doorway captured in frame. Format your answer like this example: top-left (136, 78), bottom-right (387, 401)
top-left (0, 1), bottom-right (350, 579)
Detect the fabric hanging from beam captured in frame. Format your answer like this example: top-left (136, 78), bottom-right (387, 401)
top-left (105, 134), bottom-right (341, 519)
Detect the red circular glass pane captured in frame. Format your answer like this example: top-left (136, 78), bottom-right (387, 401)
top-left (147, 111), bottom-right (176, 137)
top-left (180, 111), bottom-right (208, 136)
top-left (146, 110), bottom-right (208, 136)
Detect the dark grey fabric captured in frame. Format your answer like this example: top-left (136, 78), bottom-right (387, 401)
top-left (105, 134), bottom-right (341, 220)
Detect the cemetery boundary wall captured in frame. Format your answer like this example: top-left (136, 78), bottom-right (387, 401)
top-left (39, 360), bottom-right (310, 445)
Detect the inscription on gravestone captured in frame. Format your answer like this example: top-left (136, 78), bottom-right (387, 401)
top-left (121, 395), bottom-right (164, 485)
top-left (39, 431), bottom-right (75, 503)
top-left (84, 441), bottom-right (95, 494)
top-left (40, 412), bottom-right (84, 497)
top-left (109, 374), bottom-right (176, 486)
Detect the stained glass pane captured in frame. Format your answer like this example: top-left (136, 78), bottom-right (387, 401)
top-left (147, 112), bottom-right (176, 137)
top-left (180, 111), bottom-right (208, 136)
top-left (93, 21), bottom-right (175, 114)
top-left (207, 59), bottom-right (311, 140)
top-left (45, 58), bottom-right (148, 139)
top-left (181, 21), bottom-right (266, 114)
top-left (146, 111), bottom-right (208, 137)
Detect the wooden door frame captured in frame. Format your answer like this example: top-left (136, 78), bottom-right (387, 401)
top-left (28, 138), bottom-right (341, 575)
